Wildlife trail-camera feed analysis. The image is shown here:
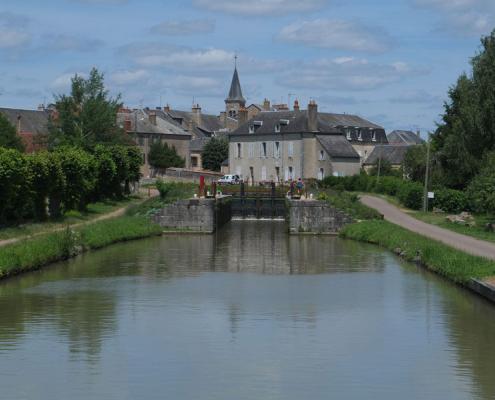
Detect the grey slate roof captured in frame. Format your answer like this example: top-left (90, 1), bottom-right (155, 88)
top-left (166, 109), bottom-right (223, 136)
top-left (117, 110), bottom-right (191, 137)
top-left (364, 145), bottom-right (410, 165)
top-left (190, 137), bottom-right (210, 152)
top-left (388, 130), bottom-right (424, 145)
top-left (225, 67), bottom-right (245, 104)
top-left (317, 135), bottom-right (360, 159)
top-left (0, 108), bottom-right (50, 135)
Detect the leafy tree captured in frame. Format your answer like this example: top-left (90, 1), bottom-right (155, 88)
top-left (148, 141), bottom-right (185, 170)
top-left (368, 158), bottom-right (394, 177)
top-left (467, 152), bottom-right (495, 214)
top-left (125, 146), bottom-right (143, 193)
top-left (201, 136), bottom-right (228, 172)
top-left (432, 30), bottom-right (495, 188)
top-left (48, 68), bottom-right (132, 149)
top-left (0, 113), bottom-right (25, 152)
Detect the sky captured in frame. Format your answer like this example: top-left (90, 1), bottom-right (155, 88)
top-left (0, 0), bottom-right (494, 134)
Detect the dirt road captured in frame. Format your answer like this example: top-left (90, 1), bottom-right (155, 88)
top-left (360, 195), bottom-right (495, 261)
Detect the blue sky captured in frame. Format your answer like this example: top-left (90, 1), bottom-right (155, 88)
top-left (0, 0), bottom-right (494, 133)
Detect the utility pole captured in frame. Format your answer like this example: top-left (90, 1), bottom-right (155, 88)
top-left (376, 156), bottom-right (382, 184)
top-left (423, 132), bottom-right (431, 213)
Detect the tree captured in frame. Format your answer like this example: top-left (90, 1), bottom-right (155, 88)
top-left (0, 113), bottom-right (25, 152)
top-left (148, 141), bottom-right (185, 170)
top-left (201, 137), bottom-right (228, 172)
top-left (432, 30), bottom-right (495, 188)
top-left (48, 68), bottom-right (132, 149)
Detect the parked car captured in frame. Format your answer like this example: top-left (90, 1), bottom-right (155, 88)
top-left (218, 174), bottom-right (242, 185)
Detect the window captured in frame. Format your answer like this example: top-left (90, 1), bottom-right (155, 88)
top-left (191, 156), bottom-right (198, 168)
top-left (138, 136), bottom-right (144, 146)
top-left (288, 166), bottom-right (294, 180)
top-left (371, 130), bottom-right (376, 142)
top-left (275, 167), bottom-right (280, 182)
top-left (249, 166), bottom-right (254, 184)
top-left (261, 166), bottom-right (267, 181)
top-left (357, 129), bottom-right (363, 141)
top-left (318, 168), bottom-right (324, 180)
top-left (319, 150), bottom-right (325, 161)
top-left (229, 110), bottom-right (237, 118)
top-left (249, 125), bottom-right (255, 134)
top-left (262, 142), bottom-right (267, 158)
top-left (142, 153), bottom-right (146, 164)
top-left (274, 142), bottom-right (280, 159)
top-left (288, 141), bottom-right (294, 157)
top-left (248, 143), bottom-right (255, 158)
top-left (237, 143), bottom-right (242, 158)
top-left (275, 123), bottom-right (281, 133)
top-left (346, 129), bottom-right (351, 140)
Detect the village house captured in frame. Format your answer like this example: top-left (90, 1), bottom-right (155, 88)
top-left (0, 106), bottom-right (50, 152)
top-left (228, 100), bottom-right (387, 183)
top-left (117, 108), bottom-right (191, 177)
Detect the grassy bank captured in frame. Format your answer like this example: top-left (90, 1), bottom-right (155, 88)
top-left (318, 190), bottom-right (383, 221)
top-left (0, 195), bottom-right (145, 242)
top-left (0, 216), bottom-right (162, 279)
top-left (341, 220), bottom-right (495, 283)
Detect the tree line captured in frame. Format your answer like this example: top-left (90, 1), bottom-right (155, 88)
top-left (0, 69), bottom-right (143, 225)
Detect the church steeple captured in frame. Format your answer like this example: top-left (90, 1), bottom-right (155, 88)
top-left (226, 66), bottom-right (246, 105)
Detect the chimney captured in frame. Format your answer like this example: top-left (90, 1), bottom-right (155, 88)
top-left (149, 111), bottom-right (157, 125)
top-left (238, 106), bottom-right (248, 125)
top-left (17, 115), bottom-right (22, 134)
top-left (164, 104), bottom-right (170, 113)
top-left (124, 118), bottom-right (132, 132)
top-left (307, 100), bottom-right (318, 131)
top-left (191, 103), bottom-right (202, 127)
top-left (294, 99), bottom-right (300, 112)
top-left (263, 98), bottom-right (271, 111)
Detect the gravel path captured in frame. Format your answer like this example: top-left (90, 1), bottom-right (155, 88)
top-left (360, 195), bottom-right (495, 262)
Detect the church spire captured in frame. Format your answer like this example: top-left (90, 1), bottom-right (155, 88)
top-left (225, 57), bottom-right (246, 105)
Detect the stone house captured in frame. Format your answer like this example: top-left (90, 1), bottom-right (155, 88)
top-left (0, 107), bottom-right (50, 153)
top-left (228, 101), bottom-right (375, 183)
top-left (118, 109), bottom-right (191, 178)
top-left (363, 145), bottom-right (411, 172)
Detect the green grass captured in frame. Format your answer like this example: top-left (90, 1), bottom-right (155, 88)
top-left (341, 220), bottom-right (495, 283)
top-left (127, 182), bottom-right (196, 217)
top-left (0, 195), bottom-right (144, 241)
top-left (0, 215), bottom-right (162, 279)
top-left (318, 190), bottom-right (383, 221)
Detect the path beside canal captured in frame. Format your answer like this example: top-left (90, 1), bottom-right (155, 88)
top-left (360, 195), bottom-right (495, 262)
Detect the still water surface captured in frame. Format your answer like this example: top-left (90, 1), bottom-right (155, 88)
top-left (0, 221), bottom-right (495, 400)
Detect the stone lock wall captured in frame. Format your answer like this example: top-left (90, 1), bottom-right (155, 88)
top-left (288, 200), bottom-right (352, 234)
top-left (152, 197), bottom-right (232, 233)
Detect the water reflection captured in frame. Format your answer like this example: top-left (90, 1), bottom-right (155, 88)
top-left (0, 221), bottom-right (493, 400)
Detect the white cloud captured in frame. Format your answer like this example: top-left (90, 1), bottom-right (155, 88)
top-left (170, 76), bottom-right (224, 96)
top-left (0, 12), bottom-right (31, 49)
top-left (388, 89), bottom-right (441, 104)
top-left (150, 19), bottom-right (215, 36)
top-left (110, 69), bottom-right (149, 85)
top-left (277, 19), bottom-right (394, 53)
top-left (413, 0), bottom-right (495, 36)
top-left (277, 57), bottom-right (427, 91)
top-left (192, 0), bottom-right (326, 16)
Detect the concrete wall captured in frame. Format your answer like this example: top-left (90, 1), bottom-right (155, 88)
top-left (152, 197), bottom-right (232, 233)
top-left (288, 200), bottom-right (353, 234)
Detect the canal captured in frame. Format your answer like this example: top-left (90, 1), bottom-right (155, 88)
top-left (0, 221), bottom-right (495, 399)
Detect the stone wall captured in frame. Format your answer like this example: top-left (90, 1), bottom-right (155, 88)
top-left (288, 200), bottom-right (352, 234)
top-left (152, 197), bottom-right (232, 233)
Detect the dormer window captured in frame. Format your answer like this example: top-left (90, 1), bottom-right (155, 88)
top-left (275, 123), bottom-right (281, 133)
top-left (357, 129), bottom-right (363, 141)
top-left (280, 119), bottom-right (290, 126)
top-left (319, 150), bottom-right (325, 161)
top-left (346, 129), bottom-right (351, 140)
top-left (371, 130), bottom-right (376, 142)
top-left (249, 125), bottom-right (255, 134)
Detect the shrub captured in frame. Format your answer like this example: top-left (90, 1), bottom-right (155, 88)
top-left (397, 181), bottom-right (424, 210)
top-left (433, 188), bottom-right (468, 213)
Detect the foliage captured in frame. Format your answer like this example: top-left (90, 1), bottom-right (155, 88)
top-left (403, 145), bottom-right (427, 182)
top-left (148, 141), bottom-right (185, 170)
top-left (433, 188), bottom-right (468, 213)
top-left (341, 220), bottom-right (495, 283)
top-left (0, 113), bottom-right (25, 152)
top-left (466, 152), bottom-right (495, 214)
top-left (48, 68), bottom-right (132, 149)
top-left (319, 190), bottom-right (383, 220)
top-left (201, 136), bottom-right (228, 172)
top-left (367, 158), bottom-right (396, 177)
top-left (397, 181), bottom-right (424, 210)
top-left (432, 30), bottom-right (495, 188)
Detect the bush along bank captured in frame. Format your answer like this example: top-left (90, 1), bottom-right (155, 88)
top-left (341, 220), bottom-right (495, 284)
top-left (0, 216), bottom-right (162, 279)
top-left (320, 174), bottom-right (468, 213)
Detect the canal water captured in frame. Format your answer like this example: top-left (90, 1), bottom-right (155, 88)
top-left (0, 221), bottom-right (495, 400)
